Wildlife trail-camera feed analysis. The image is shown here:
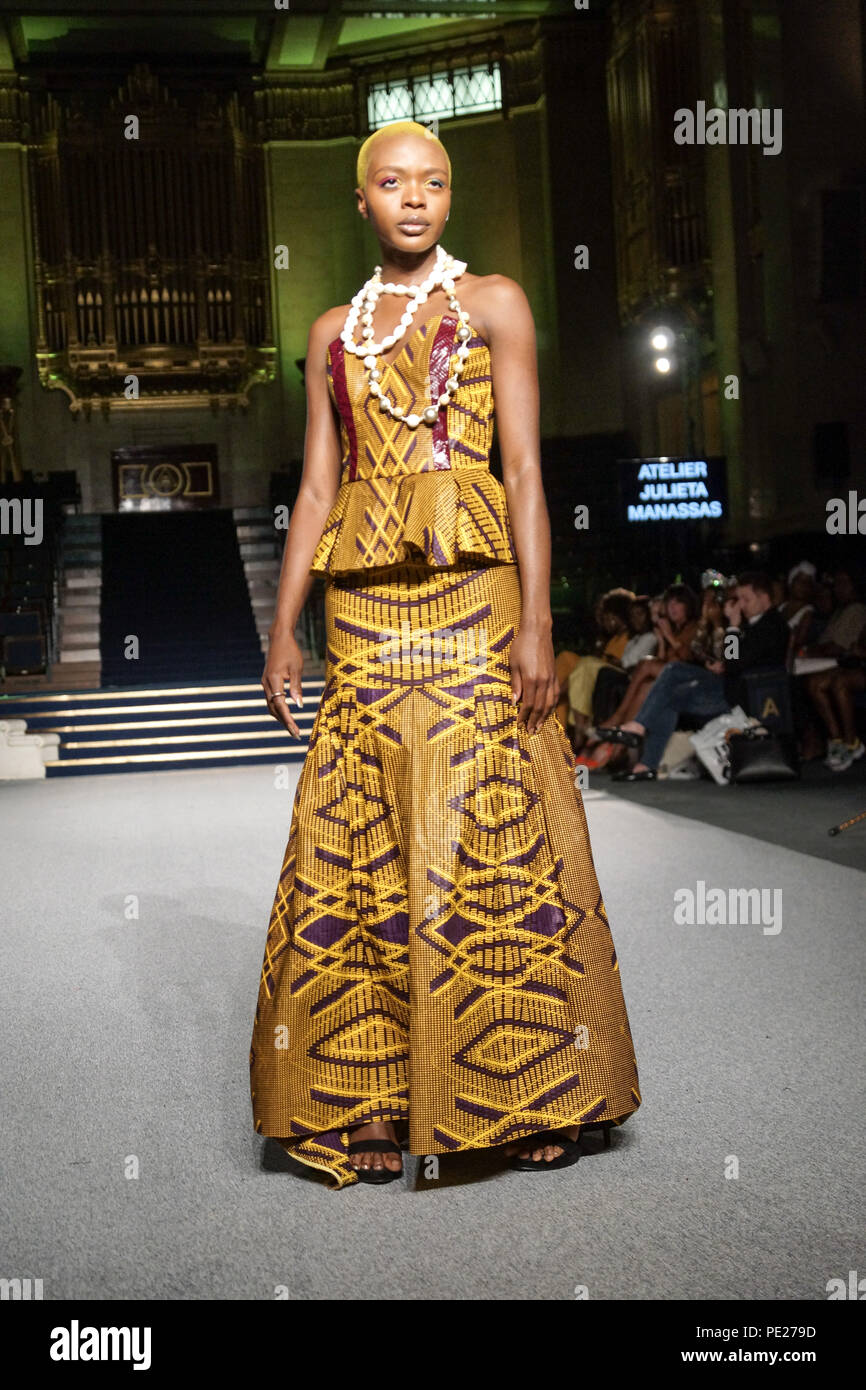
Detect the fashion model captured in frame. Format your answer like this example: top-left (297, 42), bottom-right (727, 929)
top-left (249, 120), bottom-right (641, 1189)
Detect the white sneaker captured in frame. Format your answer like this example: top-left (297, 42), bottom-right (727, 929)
top-left (829, 745), bottom-right (855, 772)
top-left (824, 739), bottom-right (847, 769)
top-left (846, 740), bottom-right (865, 762)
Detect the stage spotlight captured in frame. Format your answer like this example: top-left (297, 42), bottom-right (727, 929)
top-left (650, 329), bottom-right (672, 351)
top-left (654, 356), bottom-right (672, 373)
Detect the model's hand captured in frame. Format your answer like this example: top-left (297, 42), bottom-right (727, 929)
top-left (705, 659), bottom-right (725, 674)
top-left (510, 624), bottom-right (558, 735)
top-left (262, 628), bottom-right (304, 738)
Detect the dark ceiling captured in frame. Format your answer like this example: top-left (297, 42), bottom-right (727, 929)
top-left (0, 1), bottom-right (597, 73)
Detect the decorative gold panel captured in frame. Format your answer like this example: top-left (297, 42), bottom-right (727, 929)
top-left (29, 65), bottom-right (275, 416)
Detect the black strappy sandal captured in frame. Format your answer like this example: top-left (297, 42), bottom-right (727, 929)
top-left (347, 1138), bottom-right (404, 1184)
top-left (508, 1129), bottom-right (582, 1172)
top-left (595, 726), bottom-right (643, 748)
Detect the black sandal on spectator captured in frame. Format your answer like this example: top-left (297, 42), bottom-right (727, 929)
top-left (611, 768), bottom-right (657, 782)
top-left (595, 726), bottom-right (643, 748)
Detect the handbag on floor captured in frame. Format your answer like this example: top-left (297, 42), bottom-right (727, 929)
top-left (727, 726), bottom-right (800, 783)
top-left (689, 706), bottom-right (752, 786)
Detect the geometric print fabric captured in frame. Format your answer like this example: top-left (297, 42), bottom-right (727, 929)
top-left (250, 560), bottom-right (641, 1188)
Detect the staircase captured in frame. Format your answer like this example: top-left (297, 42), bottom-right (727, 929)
top-left (234, 505), bottom-right (280, 654)
top-left (0, 678), bottom-right (324, 776)
top-left (100, 510), bottom-right (263, 685)
top-left (56, 513), bottom-right (103, 688)
top-left (0, 506), bottom-right (329, 777)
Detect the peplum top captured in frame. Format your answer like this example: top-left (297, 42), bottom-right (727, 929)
top-left (309, 312), bottom-right (517, 575)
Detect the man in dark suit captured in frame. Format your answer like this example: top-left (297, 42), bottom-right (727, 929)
top-left (602, 571), bottom-right (790, 781)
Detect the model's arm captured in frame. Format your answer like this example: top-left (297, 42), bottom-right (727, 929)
top-left (486, 278), bottom-right (558, 737)
top-left (262, 312), bottom-right (343, 735)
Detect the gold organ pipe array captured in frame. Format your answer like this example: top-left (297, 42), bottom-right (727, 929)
top-left (29, 64), bottom-right (275, 411)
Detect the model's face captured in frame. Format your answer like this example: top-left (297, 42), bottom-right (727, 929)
top-left (357, 134), bottom-right (451, 256)
top-left (790, 572), bottom-right (814, 602)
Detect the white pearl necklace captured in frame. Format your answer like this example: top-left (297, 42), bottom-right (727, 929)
top-left (340, 245), bottom-right (473, 429)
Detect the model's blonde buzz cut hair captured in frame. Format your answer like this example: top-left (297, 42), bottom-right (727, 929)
top-left (356, 120), bottom-right (452, 189)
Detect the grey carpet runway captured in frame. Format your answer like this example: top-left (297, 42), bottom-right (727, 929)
top-left (1, 765), bottom-right (864, 1301)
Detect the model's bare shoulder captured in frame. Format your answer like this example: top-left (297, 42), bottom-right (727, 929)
top-left (466, 275), bottom-right (533, 344)
top-left (307, 304), bottom-right (352, 363)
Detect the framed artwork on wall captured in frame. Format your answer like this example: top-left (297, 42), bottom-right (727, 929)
top-left (111, 444), bottom-right (219, 511)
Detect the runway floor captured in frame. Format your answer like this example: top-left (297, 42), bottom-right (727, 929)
top-left (1, 762), bottom-right (864, 1300)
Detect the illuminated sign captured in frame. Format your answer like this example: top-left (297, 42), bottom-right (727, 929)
top-left (619, 456), bottom-right (727, 523)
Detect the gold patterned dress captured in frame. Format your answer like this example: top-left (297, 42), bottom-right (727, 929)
top-left (249, 311), bottom-right (641, 1188)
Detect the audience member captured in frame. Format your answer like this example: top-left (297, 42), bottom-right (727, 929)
top-left (598, 571), bottom-right (790, 782)
top-left (778, 561), bottom-right (816, 657)
top-left (583, 583), bottom-right (701, 746)
top-left (566, 588), bottom-right (635, 749)
top-left (588, 598), bottom-right (659, 751)
top-left (801, 569), bottom-right (866, 767)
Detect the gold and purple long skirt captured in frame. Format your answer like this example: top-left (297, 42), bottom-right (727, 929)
top-left (250, 560), bottom-right (641, 1188)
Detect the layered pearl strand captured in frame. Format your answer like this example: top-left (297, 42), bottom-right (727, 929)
top-left (340, 245), bottom-right (473, 429)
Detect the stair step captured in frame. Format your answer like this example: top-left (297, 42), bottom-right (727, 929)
top-left (236, 523), bottom-right (277, 540)
top-left (43, 748), bottom-right (308, 776)
top-left (63, 548), bottom-right (102, 565)
top-left (61, 565), bottom-right (101, 580)
top-left (61, 593), bottom-right (101, 608)
top-left (47, 665), bottom-right (102, 687)
top-left (61, 609), bottom-right (99, 626)
top-left (232, 507), bottom-right (273, 521)
top-left (239, 542), bottom-right (277, 560)
top-left (244, 558), bottom-right (281, 574)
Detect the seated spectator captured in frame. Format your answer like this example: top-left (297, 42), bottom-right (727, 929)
top-left (689, 584), bottom-right (727, 665)
top-left (777, 561), bottom-right (816, 657)
top-left (623, 596), bottom-right (660, 668)
top-left (800, 568), bottom-right (866, 767)
top-left (584, 582), bottom-right (701, 740)
top-left (812, 624), bottom-right (866, 771)
top-left (599, 571), bottom-right (790, 782)
top-left (804, 577), bottom-right (834, 646)
top-left (801, 567), bottom-right (866, 661)
top-left (591, 597), bottom-right (659, 730)
top-left (566, 588), bottom-right (635, 750)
